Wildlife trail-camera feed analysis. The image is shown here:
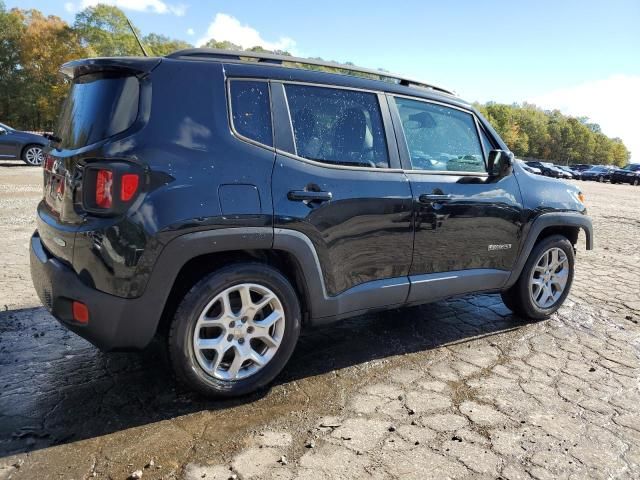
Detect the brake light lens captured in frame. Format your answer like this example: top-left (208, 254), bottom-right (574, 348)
top-left (120, 173), bottom-right (139, 201)
top-left (44, 154), bottom-right (54, 171)
top-left (95, 169), bottom-right (113, 208)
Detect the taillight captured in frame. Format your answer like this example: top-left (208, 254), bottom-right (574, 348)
top-left (83, 163), bottom-right (142, 214)
top-left (95, 169), bottom-right (113, 208)
top-left (120, 174), bottom-right (139, 201)
top-left (44, 154), bottom-right (54, 171)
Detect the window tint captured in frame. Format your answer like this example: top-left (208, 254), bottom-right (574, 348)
top-left (230, 80), bottom-right (273, 147)
top-left (56, 73), bottom-right (139, 150)
top-left (394, 97), bottom-right (485, 173)
top-left (285, 84), bottom-right (389, 168)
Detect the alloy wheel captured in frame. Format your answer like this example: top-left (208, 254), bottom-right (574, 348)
top-left (24, 146), bottom-right (44, 166)
top-left (192, 283), bottom-right (285, 381)
top-left (529, 247), bottom-right (569, 309)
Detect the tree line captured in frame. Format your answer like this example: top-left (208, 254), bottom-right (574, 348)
top-left (0, 2), bottom-right (630, 166)
top-left (475, 103), bottom-right (630, 166)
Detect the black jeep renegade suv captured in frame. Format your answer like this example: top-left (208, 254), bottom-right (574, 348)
top-left (30, 49), bottom-right (593, 397)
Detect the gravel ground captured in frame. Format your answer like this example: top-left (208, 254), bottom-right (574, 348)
top-left (0, 161), bottom-right (639, 479)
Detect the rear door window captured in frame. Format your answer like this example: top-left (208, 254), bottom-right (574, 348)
top-left (229, 80), bottom-right (273, 147)
top-left (284, 84), bottom-right (389, 168)
top-left (56, 73), bottom-right (139, 150)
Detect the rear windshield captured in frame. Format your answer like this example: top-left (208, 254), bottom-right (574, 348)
top-left (56, 73), bottom-right (139, 150)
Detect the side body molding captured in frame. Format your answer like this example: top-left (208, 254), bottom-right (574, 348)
top-left (504, 212), bottom-right (593, 289)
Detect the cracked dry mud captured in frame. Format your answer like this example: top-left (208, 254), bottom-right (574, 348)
top-left (1, 161), bottom-right (639, 479)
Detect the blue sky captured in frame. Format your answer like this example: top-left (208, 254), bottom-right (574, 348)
top-left (9, 0), bottom-right (640, 160)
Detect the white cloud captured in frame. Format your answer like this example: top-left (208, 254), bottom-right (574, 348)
top-left (186, 28), bottom-right (195, 36)
top-left (65, 0), bottom-right (186, 16)
top-left (529, 75), bottom-right (640, 163)
top-left (197, 13), bottom-right (295, 52)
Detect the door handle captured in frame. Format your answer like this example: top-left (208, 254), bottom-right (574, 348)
top-left (418, 193), bottom-right (452, 204)
top-left (288, 190), bottom-right (333, 202)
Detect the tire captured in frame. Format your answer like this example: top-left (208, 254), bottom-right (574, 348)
top-left (598, 176), bottom-right (604, 183)
top-left (21, 144), bottom-right (44, 166)
top-left (501, 235), bottom-right (574, 320)
top-left (168, 263), bottom-right (301, 397)
top-left (634, 178), bottom-right (639, 186)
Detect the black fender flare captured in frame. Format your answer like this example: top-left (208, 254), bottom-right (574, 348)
top-left (134, 227), bottom-right (331, 344)
top-left (504, 212), bottom-right (593, 289)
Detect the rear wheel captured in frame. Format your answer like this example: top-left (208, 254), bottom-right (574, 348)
top-left (598, 176), bottom-right (604, 182)
top-left (22, 144), bottom-right (44, 166)
top-left (634, 178), bottom-right (639, 186)
top-left (168, 263), bottom-right (301, 397)
top-left (501, 235), bottom-right (574, 319)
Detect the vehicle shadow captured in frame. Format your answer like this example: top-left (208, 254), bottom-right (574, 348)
top-left (0, 161), bottom-right (32, 168)
top-left (0, 295), bottom-right (537, 457)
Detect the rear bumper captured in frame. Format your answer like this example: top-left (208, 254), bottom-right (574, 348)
top-left (30, 231), bottom-right (159, 351)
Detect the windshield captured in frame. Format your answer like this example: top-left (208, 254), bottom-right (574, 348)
top-left (0, 122), bottom-right (13, 130)
top-left (589, 167), bottom-right (606, 172)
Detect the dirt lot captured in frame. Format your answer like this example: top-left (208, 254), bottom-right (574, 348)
top-left (1, 161), bottom-right (639, 480)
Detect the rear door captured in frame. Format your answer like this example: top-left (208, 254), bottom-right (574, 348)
top-left (388, 95), bottom-right (524, 302)
top-left (270, 82), bottom-right (414, 317)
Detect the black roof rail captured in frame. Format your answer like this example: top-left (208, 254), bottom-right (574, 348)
top-left (166, 48), bottom-right (455, 96)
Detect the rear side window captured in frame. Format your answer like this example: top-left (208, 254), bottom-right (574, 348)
top-left (56, 73), bottom-right (139, 150)
top-left (229, 80), bottom-right (273, 147)
top-left (394, 97), bottom-right (485, 173)
top-left (284, 84), bottom-right (389, 168)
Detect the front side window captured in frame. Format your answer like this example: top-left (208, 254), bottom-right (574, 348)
top-left (285, 84), bottom-right (389, 168)
top-left (479, 127), bottom-right (495, 157)
top-left (229, 80), bottom-right (273, 147)
top-left (394, 97), bottom-right (485, 173)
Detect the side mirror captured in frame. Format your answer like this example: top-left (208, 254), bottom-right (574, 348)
top-left (0, 128), bottom-right (6, 135)
top-left (488, 149), bottom-right (513, 178)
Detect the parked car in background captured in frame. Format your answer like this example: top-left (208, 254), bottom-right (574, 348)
top-left (517, 159), bottom-right (541, 174)
top-left (0, 122), bottom-right (49, 166)
top-left (526, 161), bottom-right (562, 178)
top-left (556, 166), bottom-right (576, 179)
top-left (611, 164), bottom-right (640, 185)
top-left (581, 165), bottom-right (616, 182)
top-left (568, 164), bottom-right (592, 180)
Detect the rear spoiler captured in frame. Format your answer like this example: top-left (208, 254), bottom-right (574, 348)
top-left (60, 57), bottom-right (162, 80)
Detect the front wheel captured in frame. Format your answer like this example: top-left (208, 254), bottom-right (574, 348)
top-left (22, 144), bottom-right (44, 166)
top-left (501, 235), bottom-right (574, 320)
top-left (634, 178), bottom-right (639, 186)
top-left (168, 263), bottom-right (301, 397)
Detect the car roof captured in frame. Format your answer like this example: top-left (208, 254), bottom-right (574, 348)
top-left (165, 48), bottom-right (471, 108)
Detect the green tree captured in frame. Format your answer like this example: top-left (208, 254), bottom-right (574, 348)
top-left (74, 4), bottom-right (140, 56)
top-left (143, 33), bottom-right (191, 56)
top-left (0, 2), bottom-right (25, 126)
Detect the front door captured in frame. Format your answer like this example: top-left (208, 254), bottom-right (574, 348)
top-left (388, 95), bottom-right (524, 302)
top-left (270, 82), bottom-right (414, 318)
top-left (0, 129), bottom-right (19, 158)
